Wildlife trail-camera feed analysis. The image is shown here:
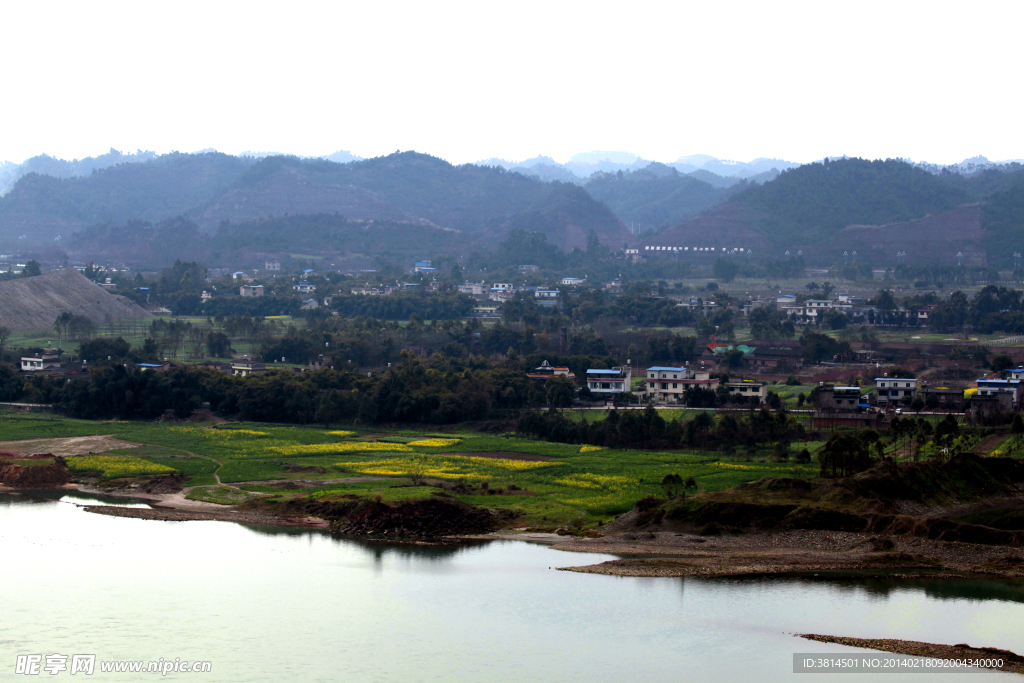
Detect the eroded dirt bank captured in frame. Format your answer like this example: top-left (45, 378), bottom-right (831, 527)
top-left (555, 453), bottom-right (1024, 579)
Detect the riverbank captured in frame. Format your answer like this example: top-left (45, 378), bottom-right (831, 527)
top-left (551, 525), bottom-right (1024, 579)
top-left (83, 503), bottom-right (329, 527)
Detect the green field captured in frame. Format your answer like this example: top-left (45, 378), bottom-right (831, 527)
top-left (0, 413), bottom-right (819, 526)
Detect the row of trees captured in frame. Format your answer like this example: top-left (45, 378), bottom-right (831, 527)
top-left (9, 351), bottom-right (632, 423)
top-left (517, 405), bottom-right (805, 452)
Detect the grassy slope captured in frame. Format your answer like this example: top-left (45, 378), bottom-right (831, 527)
top-left (0, 414), bottom-right (817, 525)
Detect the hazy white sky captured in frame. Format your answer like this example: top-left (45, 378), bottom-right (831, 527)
top-left (1, 0), bottom-right (1021, 166)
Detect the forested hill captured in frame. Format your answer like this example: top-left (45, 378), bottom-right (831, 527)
top-left (0, 153), bottom-right (254, 242)
top-left (734, 157), bottom-right (973, 247)
top-left (0, 151), bottom-right (632, 252)
top-left (585, 163), bottom-right (738, 232)
top-left (67, 214), bottom-right (471, 269)
top-left (644, 157), bottom-right (1010, 264)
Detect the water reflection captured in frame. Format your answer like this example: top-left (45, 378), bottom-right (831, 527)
top-left (704, 574), bottom-right (1024, 604)
top-left (238, 521), bottom-right (496, 562)
top-left (0, 489), bottom-right (154, 507)
top-left (2, 493), bottom-right (1024, 682)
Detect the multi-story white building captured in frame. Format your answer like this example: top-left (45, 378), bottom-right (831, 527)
top-left (458, 282), bottom-right (487, 296)
top-left (726, 381), bottom-right (768, 404)
top-left (875, 377), bottom-right (918, 405)
top-left (645, 366), bottom-right (719, 404)
top-left (20, 350), bottom-right (61, 373)
top-left (586, 367), bottom-right (632, 397)
top-left (975, 378), bottom-right (1023, 408)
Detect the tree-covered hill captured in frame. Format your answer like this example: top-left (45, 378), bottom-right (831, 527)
top-left (0, 153), bottom-right (253, 244)
top-left (734, 157), bottom-right (973, 248)
top-left (981, 182), bottom-right (1024, 269)
top-left (2, 151), bottom-right (632, 253)
top-left (245, 152), bottom-right (553, 235)
top-left (645, 157), bottom-right (1024, 266)
top-left (67, 214), bottom-right (473, 270)
top-left (498, 182), bottom-right (633, 251)
top-left (585, 163), bottom-right (737, 233)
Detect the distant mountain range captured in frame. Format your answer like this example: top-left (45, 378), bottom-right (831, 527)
top-left (0, 152), bottom-right (632, 257)
top-left (0, 148), bottom-right (365, 196)
top-left (2, 147), bottom-right (1023, 270)
top-left (475, 151), bottom-right (796, 185)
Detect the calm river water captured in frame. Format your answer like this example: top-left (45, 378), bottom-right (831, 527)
top-left (1, 491), bottom-right (1022, 682)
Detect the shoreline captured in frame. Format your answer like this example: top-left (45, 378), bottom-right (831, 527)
top-left (549, 528), bottom-right (1024, 580)
top-left (17, 484), bottom-right (1024, 582)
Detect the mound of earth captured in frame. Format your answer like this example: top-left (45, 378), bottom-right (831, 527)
top-left (139, 473), bottom-right (187, 493)
top-left (0, 457), bottom-right (71, 487)
top-left (342, 498), bottom-right (502, 538)
top-left (274, 496), bottom-right (503, 538)
top-left (0, 269), bottom-right (151, 332)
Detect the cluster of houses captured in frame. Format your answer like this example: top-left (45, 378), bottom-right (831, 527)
top-left (521, 351), bottom-right (1024, 424)
top-left (12, 349), bottom-right (341, 381)
top-left (526, 359), bottom-right (770, 405)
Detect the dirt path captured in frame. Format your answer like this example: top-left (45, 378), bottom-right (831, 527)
top-left (0, 435), bottom-right (140, 456)
top-left (972, 435), bottom-right (1007, 456)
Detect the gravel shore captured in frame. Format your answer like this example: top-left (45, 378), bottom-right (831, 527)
top-left (551, 528), bottom-right (1024, 579)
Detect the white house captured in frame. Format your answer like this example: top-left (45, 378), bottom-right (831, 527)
top-left (20, 350), bottom-right (61, 373)
top-left (875, 377), bottom-right (918, 405)
top-left (240, 285), bottom-right (264, 297)
top-left (562, 277), bottom-right (586, 286)
top-left (294, 281), bottom-right (316, 294)
top-left (726, 381), bottom-right (768, 404)
top-left (586, 367), bottom-right (631, 397)
top-left (645, 366), bottom-right (719, 404)
top-left (458, 282), bottom-right (487, 296)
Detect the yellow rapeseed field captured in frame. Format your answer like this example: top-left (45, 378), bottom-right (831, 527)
top-left (274, 442), bottom-right (413, 456)
top-left (408, 438), bottom-right (461, 448)
top-left (553, 473), bottom-right (635, 490)
top-left (67, 456), bottom-right (176, 479)
top-left (579, 445), bottom-right (603, 453)
top-left (334, 454), bottom-right (552, 479)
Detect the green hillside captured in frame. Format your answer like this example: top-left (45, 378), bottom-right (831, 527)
top-left (735, 157), bottom-right (973, 248)
top-left (981, 183), bottom-right (1024, 268)
top-left (68, 214), bottom-right (473, 269)
top-left (585, 163), bottom-right (735, 232)
top-left (0, 153), bottom-right (253, 243)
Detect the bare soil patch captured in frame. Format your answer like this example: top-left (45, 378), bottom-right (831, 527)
top-left (0, 435), bottom-right (140, 457)
top-left (0, 458), bottom-right (72, 488)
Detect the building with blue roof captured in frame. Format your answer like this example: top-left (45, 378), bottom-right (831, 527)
top-left (586, 367), bottom-right (631, 397)
top-left (976, 377), bottom-right (1023, 408)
